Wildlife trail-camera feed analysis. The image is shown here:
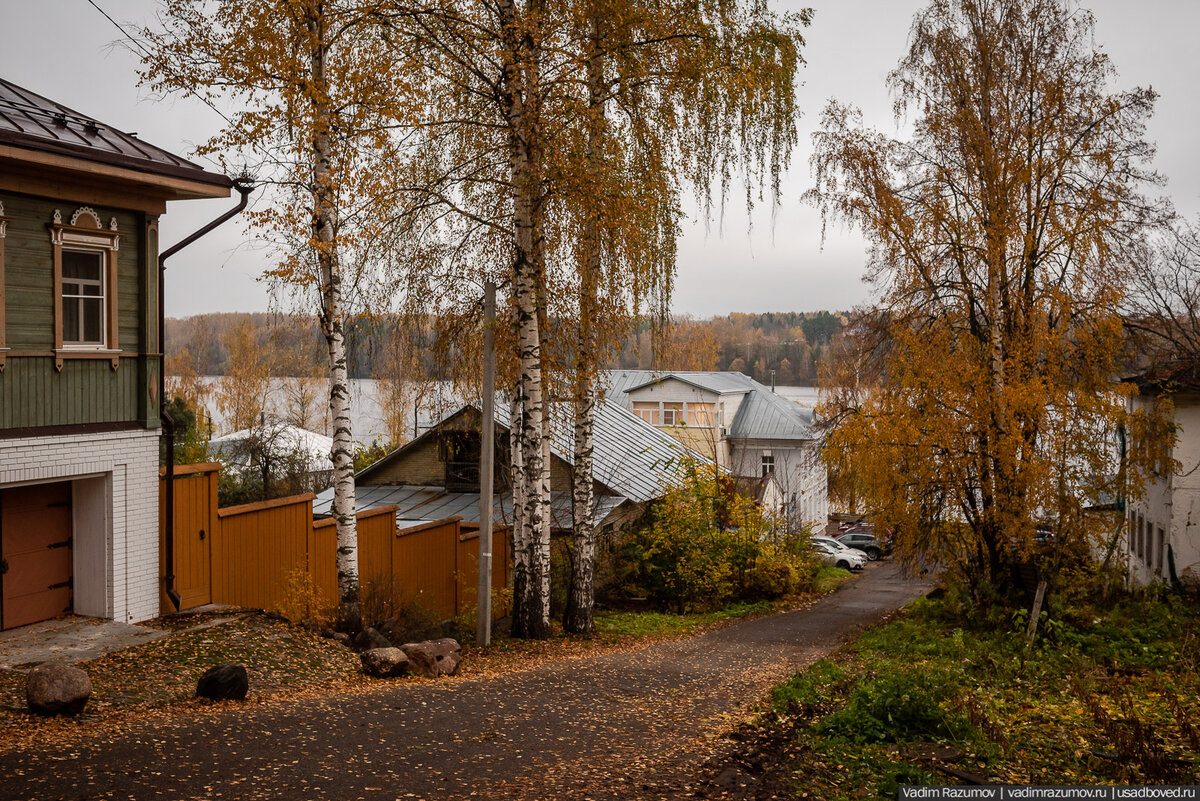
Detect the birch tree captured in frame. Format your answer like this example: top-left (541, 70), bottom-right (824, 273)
top-left (141, 0), bottom-right (417, 625)
top-left (559, 0), bottom-right (809, 633)
top-left (810, 0), bottom-right (1167, 599)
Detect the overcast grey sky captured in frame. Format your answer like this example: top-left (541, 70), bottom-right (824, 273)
top-left (2, 1), bottom-right (1198, 318)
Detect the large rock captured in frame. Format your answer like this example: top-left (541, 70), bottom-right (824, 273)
top-left (401, 638), bottom-right (462, 678)
top-left (352, 627), bottom-right (391, 651)
top-left (26, 663), bottom-right (91, 716)
top-left (196, 663), bottom-right (249, 701)
top-left (360, 647), bottom-right (411, 678)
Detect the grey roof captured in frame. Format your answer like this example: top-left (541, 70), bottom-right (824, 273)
top-left (0, 78), bottom-right (230, 188)
top-left (492, 396), bottom-right (692, 503)
top-left (604, 370), bottom-right (819, 442)
top-left (729, 385), bottom-right (818, 441)
top-left (613, 370), bottom-right (761, 396)
top-left (313, 484), bottom-right (627, 530)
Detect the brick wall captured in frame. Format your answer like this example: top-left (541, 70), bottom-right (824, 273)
top-left (0, 429), bottom-right (160, 623)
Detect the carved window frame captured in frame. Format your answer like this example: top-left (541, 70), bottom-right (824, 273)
top-left (48, 207), bottom-right (121, 370)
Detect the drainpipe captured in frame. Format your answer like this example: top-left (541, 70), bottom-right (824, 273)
top-left (159, 178), bottom-right (253, 611)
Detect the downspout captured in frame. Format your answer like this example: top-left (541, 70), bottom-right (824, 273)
top-left (159, 178), bottom-right (253, 611)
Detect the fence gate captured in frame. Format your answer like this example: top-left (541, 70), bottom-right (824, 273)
top-left (160, 464), bottom-right (219, 610)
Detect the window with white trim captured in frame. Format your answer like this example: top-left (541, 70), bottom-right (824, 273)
top-left (662, 402), bottom-right (683, 426)
top-left (61, 249), bottom-right (106, 346)
top-left (761, 452), bottom-right (774, 477)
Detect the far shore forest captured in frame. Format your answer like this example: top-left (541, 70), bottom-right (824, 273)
top-left (166, 310), bottom-right (846, 385)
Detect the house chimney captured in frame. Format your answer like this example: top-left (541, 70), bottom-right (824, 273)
top-left (770, 369), bottom-right (776, 392)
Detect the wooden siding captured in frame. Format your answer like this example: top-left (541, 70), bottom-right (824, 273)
top-left (0, 357), bottom-right (144, 429)
top-left (393, 519), bottom-right (459, 620)
top-left (162, 466), bottom-right (511, 626)
top-left (0, 191), bottom-right (158, 431)
top-left (1, 192), bottom-right (144, 351)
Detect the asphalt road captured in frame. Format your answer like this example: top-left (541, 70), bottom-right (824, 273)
top-left (0, 562), bottom-right (931, 801)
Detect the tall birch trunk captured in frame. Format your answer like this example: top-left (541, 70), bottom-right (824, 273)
top-left (499, 0), bottom-right (551, 637)
top-left (308, 2), bottom-right (358, 624)
top-left (564, 12), bottom-right (604, 635)
top-left (508, 390), bottom-right (530, 628)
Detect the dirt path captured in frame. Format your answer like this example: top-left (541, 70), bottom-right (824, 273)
top-left (0, 562), bottom-right (930, 801)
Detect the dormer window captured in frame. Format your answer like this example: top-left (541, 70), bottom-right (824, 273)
top-left (61, 250), bottom-right (105, 345)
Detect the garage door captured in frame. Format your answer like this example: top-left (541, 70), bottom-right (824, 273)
top-left (1, 482), bottom-right (73, 630)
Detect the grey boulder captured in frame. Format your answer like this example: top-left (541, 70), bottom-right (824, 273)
top-left (26, 663), bottom-right (92, 717)
top-left (401, 638), bottom-right (462, 678)
top-left (360, 647), bottom-right (411, 678)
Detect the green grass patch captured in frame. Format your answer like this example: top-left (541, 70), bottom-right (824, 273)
top-left (767, 591), bottom-right (1200, 798)
top-left (814, 564), bottom-right (855, 594)
top-left (594, 599), bottom-right (772, 638)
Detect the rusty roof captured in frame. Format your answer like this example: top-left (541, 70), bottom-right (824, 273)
top-left (0, 78), bottom-right (231, 188)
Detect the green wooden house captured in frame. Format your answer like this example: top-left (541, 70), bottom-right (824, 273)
top-left (0, 78), bottom-right (230, 630)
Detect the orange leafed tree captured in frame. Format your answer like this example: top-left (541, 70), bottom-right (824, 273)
top-left (811, 0), bottom-right (1169, 600)
top-left (141, 0), bottom-right (423, 624)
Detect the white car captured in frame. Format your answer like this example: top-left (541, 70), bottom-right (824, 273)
top-left (811, 538), bottom-right (867, 571)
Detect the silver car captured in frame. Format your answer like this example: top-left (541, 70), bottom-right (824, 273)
top-left (811, 538), bottom-right (867, 571)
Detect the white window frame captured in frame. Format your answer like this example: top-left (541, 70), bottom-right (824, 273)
top-left (60, 248), bottom-right (107, 348)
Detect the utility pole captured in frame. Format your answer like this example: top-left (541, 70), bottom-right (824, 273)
top-left (477, 282), bottom-right (496, 646)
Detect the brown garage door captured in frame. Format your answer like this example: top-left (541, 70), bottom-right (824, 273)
top-left (1, 482), bottom-right (73, 630)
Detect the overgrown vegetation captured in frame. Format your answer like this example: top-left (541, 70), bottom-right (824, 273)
top-left (765, 588), bottom-right (1200, 798)
top-left (607, 460), bottom-right (818, 612)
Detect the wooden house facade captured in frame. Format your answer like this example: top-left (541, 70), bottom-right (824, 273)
top-left (0, 79), bottom-right (231, 629)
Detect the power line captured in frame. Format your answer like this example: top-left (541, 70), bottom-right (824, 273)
top-left (82, 0), bottom-right (282, 177)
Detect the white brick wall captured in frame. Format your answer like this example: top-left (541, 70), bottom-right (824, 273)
top-left (0, 429), bottom-right (160, 623)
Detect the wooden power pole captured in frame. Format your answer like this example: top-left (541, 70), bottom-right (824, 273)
top-left (477, 282), bottom-right (496, 646)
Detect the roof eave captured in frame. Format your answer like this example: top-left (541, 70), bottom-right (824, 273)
top-left (0, 139), bottom-right (232, 200)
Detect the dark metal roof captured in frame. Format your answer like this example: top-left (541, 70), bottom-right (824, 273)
top-left (0, 78), bottom-right (231, 188)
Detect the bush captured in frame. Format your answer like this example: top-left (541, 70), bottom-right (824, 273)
top-left (771, 658), bottom-right (847, 712)
top-left (817, 669), bottom-right (977, 744)
top-left (749, 552), bottom-right (802, 599)
top-left (625, 459), bottom-right (816, 611)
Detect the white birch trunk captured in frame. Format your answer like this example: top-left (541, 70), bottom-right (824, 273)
top-left (308, 2), bottom-right (358, 620)
top-left (498, 0), bottom-right (551, 638)
top-left (508, 390), bottom-right (530, 628)
top-left (564, 11), bottom-right (605, 635)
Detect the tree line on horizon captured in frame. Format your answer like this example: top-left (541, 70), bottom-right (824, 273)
top-left (166, 310), bottom-right (847, 386)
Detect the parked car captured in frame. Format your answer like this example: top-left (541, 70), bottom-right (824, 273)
top-left (811, 538), bottom-right (866, 571)
top-left (834, 530), bottom-right (889, 561)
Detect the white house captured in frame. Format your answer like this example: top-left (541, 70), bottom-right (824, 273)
top-left (1125, 381), bottom-right (1200, 587)
top-left (605, 370), bottom-right (828, 530)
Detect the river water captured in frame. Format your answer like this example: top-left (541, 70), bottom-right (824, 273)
top-left (197, 377), bottom-right (822, 446)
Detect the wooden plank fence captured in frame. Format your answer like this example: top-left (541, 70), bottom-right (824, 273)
top-left (160, 464), bottom-right (510, 625)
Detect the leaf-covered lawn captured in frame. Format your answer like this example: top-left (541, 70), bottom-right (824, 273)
top-left (0, 612), bottom-right (367, 747)
top-left (762, 592), bottom-right (1200, 798)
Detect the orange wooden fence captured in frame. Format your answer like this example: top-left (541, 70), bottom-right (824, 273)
top-left (160, 464), bottom-right (510, 624)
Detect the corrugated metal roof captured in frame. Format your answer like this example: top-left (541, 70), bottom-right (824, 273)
top-left (313, 484), bottom-right (627, 529)
top-left (492, 396), bottom-right (691, 503)
top-left (604, 370), bottom-right (819, 442)
top-left (728, 386), bottom-right (817, 440)
top-left (0, 78), bottom-right (230, 188)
